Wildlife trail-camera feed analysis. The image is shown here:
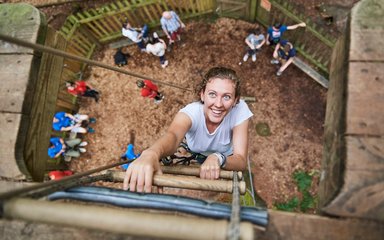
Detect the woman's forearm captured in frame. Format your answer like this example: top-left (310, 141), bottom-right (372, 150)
top-left (224, 154), bottom-right (247, 171)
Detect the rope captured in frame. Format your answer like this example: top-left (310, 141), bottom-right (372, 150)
top-left (0, 33), bottom-right (192, 91)
top-left (226, 172), bottom-right (241, 240)
top-left (247, 156), bottom-right (256, 206)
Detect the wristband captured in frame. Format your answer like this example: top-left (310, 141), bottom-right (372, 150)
top-left (213, 152), bottom-right (226, 168)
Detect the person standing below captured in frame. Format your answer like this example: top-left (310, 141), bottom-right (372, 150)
top-left (136, 79), bottom-right (164, 104)
top-left (48, 137), bottom-right (87, 159)
top-left (66, 81), bottom-right (100, 103)
top-left (124, 67), bottom-right (253, 193)
top-left (146, 32), bottom-right (169, 68)
top-left (160, 11), bottom-right (185, 48)
top-left (271, 40), bottom-right (297, 76)
top-left (241, 28), bottom-right (265, 64)
top-left (266, 22), bottom-right (306, 45)
top-left (121, 21), bottom-right (149, 52)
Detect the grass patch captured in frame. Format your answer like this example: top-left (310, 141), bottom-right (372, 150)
top-left (274, 171), bottom-right (317, 212)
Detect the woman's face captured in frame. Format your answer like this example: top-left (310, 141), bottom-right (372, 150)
top-left (200, 77), bottom-right (238, 128)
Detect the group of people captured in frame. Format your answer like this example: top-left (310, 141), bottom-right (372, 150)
top-left (121, 11), bottom-right (186, 69)
top-left (48, 111), bottom-right (96, 160)
top-left (240, 22), bottom-right (306, 76)
top-left (121, 19), bottom-right (308, 192)
top-left (48, 10), bottom-right (308, 190)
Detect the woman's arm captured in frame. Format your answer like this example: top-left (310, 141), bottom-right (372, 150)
top-left (200, 119), bottom-right (249, 180)
top-left (287, 22), bottom-right (306, 30)
top-left (224, 119), bottom-right (249, 170)
top-left (245, 38), bottom-right (254, 49)
top-left (256, 37), bottom-right (266, 49)
top-left (123, 112), bottom-right (192, 193)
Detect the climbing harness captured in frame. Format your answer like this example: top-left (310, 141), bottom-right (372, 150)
top-left (161, 142), bottom-right (207, 166)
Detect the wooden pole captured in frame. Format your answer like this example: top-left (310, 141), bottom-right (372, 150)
top-left (110, 171), bottom-right (246, 195)
top-left (3, 198), bottom-right (255, 240)
top-left (160, 165), bottom-right (243, 180)
top-left (0, 33), bottom-right (191, 91)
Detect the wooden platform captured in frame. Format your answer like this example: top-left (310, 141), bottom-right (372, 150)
top-left (319, 0), bottom-right (384, 223)
top-left (0, 3), bottom-right (46, 179)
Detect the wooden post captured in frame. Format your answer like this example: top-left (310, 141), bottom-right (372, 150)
top-left (3, 198), bottom-right (255, 240)
top-left (249, 0), bottom-right (258, 22)
top-left (319, 0), bottom-right (384, 222)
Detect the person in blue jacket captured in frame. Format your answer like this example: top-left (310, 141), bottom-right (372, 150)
top-left (120, 144), bottom-right (140, 170)
top-left (48, 137), bottom-right (87, 159)
top-left (266, 22), bottom-right (306, 45)
top-left (270, 40), bottom-right (297, 76)
top-left (52, 112), bottom-right (95, 133)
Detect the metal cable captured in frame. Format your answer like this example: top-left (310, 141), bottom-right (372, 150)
top-left (0, 33), bottom-right (192, 91)
top-left (226, 172), bottom-right (241, 240)
top-left (247, 156), bottom-right (256, 206)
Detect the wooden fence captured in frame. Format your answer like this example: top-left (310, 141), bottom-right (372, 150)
top-left (254, 0), bottom-right (337, 76)
top-left (59, 0), bottom-right (215, 76)
top-left (59, 0), bottom-right (335, 77)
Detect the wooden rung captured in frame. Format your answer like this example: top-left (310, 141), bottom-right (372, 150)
top-left (160, 165), bottom-right (243, 180)
top-left (3, 198), bottom-right (255, 240)
top-left (110, 171), bottom-right (246, 195)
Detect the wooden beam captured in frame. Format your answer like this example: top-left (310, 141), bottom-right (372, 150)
top-left (292, 57), bottom-right (328, 89)
top-left (3, 197), bottom-right (255, 240)
top-left (320, 0), bottom-right (384, 223)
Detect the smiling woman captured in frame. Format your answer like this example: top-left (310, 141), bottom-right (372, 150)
top-left (123, 67), bottom-right (253, 193)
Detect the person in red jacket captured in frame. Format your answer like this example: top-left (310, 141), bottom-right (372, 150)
top-left (66, 81), bottom-right (100, 103)
top-left (48, 170), bottom-right (74, 180)
top-left (136, 79), bottom-right (164, 103)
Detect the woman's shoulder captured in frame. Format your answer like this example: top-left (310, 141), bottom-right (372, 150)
top-left (234, 99), bottom-right (249, 109)
top-left (181, 101), bottom-right (201, 111)
top-left (232, 100), bottom-right (253, 116)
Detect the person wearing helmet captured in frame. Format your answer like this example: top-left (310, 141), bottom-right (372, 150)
top-left (136, 79), bottom-right (164, 104)
top-left (266, 22), bottom-right (306, 45)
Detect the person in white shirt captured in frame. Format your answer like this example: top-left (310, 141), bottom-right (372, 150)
top-left (146, 32), bottom-right (168, 68)
top-left (123, 67), bottom-right (253, 193)
top-left (121, 21), bottom-right (149, 52)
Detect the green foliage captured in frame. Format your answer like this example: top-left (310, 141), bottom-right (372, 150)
top-left (300, 190), bottom-right (315, 212)
top-left (273, 171), bottom-right (317, 213)
top-left (241, 191), bottom-right (255, 206)
top-left (275, 197), bottom-right (299, 212)
top-left (293, 171), bottom-right (312, 192)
